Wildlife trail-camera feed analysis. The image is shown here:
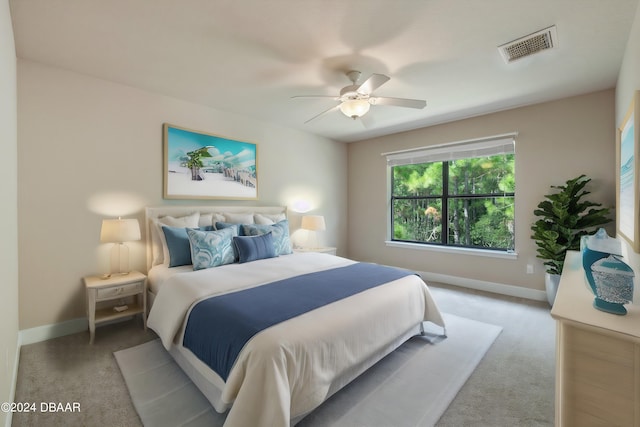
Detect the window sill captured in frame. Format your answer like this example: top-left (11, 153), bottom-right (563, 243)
top-left (384, 240), bottom-right (518, 260)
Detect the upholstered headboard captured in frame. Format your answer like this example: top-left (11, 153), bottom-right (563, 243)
top-left (145, 205), bottom-right (287, 271)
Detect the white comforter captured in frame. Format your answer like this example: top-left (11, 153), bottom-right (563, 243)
top-left (147, 252), bottom-right (445, 427)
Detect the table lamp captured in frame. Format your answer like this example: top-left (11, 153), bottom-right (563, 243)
top-left (100, 217), bottom-right (141, 276)
top-left (301, 215), bottom-right (326, 249)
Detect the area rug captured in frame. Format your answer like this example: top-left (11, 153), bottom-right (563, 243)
top-left (114, 313), bottom-right (501, 427)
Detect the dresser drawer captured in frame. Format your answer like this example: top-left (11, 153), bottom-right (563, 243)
top-left (96, 281), bottom-right (143, 300)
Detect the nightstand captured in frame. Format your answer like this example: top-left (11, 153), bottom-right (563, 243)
top-left (294, 247), bottom-right (337, 255)
top-left (84, 271), bottom-right (147, 344)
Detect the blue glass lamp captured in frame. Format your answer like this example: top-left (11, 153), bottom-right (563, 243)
top-left (581, 228), bottom-right (634, 315)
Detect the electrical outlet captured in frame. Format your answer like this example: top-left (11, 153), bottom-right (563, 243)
top-left (526, 264), bottom-right (534, 274)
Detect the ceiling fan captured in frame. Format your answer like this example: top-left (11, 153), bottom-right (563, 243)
top-left (292, 70), bottom-right (427, 124)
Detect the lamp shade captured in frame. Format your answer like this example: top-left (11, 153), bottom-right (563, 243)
top-left (100, 218), bottom-right (141, 243)
top-left (301, 215), bottom-right (326, 231)
top-left (340, 99), bottom-right (370, 119)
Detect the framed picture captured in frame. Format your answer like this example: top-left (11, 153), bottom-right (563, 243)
top-left (163, 123), bottom-right (258, 200)
top-left (617, 91), bottom-right (640, 252)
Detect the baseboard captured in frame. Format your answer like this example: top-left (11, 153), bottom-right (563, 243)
top-left (418, 270), bottom-right (547, 302)
top-left (19, 317), bottom-right (88, 346)
top-left (18, 315), bottom-right (141, 346)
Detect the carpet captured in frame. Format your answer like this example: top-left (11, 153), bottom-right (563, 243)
top-left (114, 313), bottom-right (501, 427)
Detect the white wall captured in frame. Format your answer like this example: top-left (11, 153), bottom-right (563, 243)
top-left (0, 0), bottom-right (19, 425)
top-left (17, 60), bottom-right (347, 330)
top-left (616, 2), bottom-right (640, 269)
top-left (347, 90), bottom-right (615, 296)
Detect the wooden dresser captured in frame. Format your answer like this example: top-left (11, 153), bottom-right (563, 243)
top-left (551, 250), bottom-right (640, 426)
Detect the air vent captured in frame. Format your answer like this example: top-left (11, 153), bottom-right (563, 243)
top-left (498, 26), bottom-right (557, 63)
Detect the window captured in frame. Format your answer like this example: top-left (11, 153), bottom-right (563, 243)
top-left (386, 134), bottom-right (516, 252)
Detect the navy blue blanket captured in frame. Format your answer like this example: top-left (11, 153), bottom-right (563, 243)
top-left (182, 262), bottom-right (415, 381)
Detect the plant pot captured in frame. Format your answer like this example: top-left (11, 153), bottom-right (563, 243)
top-left (545, 272), bottom-right (561, 306)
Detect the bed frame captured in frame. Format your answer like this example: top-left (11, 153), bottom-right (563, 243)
top-left (143, 205), bottom-right (445, 426)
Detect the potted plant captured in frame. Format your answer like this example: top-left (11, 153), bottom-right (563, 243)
top-left (531, 174), bottom-right (611, 305)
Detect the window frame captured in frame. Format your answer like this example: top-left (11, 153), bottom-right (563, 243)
top-left (384, 133), bottom-right (517, 254)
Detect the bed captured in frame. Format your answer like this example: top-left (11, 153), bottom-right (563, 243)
top-left (144, 206), bottom-right (445, 427)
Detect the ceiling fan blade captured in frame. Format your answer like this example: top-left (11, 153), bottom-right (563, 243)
top-left (356, 73), bottom-right (390, 95)
top-left (370, 97), bottom-right (426, 109)
top-left (291, 95), bottom-right (339, 100)
top-left (304, 104), bottom-right (341, 124)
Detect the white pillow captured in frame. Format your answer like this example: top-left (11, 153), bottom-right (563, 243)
top-left (198, 213), bottom-right (225, 229)
top-left (254, 213), bottom-right (286, 225)
top-left (223, 212), bottom-right (254, 224)
top-left (150, 212), bottom-right (200, 266)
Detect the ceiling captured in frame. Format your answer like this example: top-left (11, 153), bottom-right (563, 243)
top-left (10, 0), bottom-right (640, 142)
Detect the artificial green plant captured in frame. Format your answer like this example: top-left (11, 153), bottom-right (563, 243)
top-left (531, 174), bottom-right (611, 275)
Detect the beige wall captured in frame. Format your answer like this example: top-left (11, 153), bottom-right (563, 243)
top-left (0, 0), bottom-right (19, 424)
top-left (13, 0), bottom-right (640, 335)
top-left (616, 2), bottom-right (640, 269)
top-left (17, 60), bottom-right (347, 330)
top-left (347, 90), bottom-right (615, 294)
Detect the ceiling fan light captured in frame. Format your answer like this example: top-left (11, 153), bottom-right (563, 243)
top-left (340, 99), bottom-right (370, 119)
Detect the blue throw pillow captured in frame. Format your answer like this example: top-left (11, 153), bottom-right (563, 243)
top-left (242, 220), bottom-right (292, 256)
top-left (233, 233), bottom-right (277, 263)
top-left (214, 221), bottom-right (243, 235)
top-left (162, 226), bottom-right (197, 267)
top-left (187, 227), bottom-right (237, 271)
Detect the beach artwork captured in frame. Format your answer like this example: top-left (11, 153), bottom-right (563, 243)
top-left (619, 114), bottom-right (634, 240)
top-left (618, 93), bottom-right (639, 250)
top-left (163, 124), bottom-right (257, 200)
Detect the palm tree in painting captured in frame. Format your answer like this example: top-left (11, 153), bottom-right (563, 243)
top-left (184, 146), bottom-right (214, 181)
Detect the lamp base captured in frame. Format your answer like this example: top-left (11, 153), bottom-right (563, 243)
top-left (110, 243), bottom-right (131, 276)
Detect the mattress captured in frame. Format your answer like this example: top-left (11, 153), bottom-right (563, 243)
top-left (147, 263), bottom-right (191, 295)
top-left (147, 252), bottom-right (445, 427)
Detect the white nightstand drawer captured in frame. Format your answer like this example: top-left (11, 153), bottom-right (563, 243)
top-left (96, 282), bottom-right (143, 299)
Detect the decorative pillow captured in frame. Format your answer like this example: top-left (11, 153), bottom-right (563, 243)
top-left (198, 213), bottom-right (225, 229)
top-left (162, 226), bottom-right (197, 267)
top-left (233, 233), bottom-right (277, 263)
top-left (187, 227), bottom-right (237, 271)
top-left (223, 212), bottom-right (254, 224)
top-left (254, 213), bottom-right (286, 225)
top-left (151, 212), bottom-right (200, 266)
top-left (214, 222), bottom-right (243, 235)
top-left (242, 220), bottom-right (293, 256)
